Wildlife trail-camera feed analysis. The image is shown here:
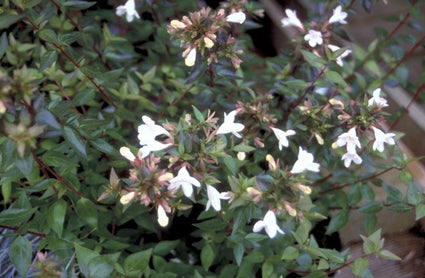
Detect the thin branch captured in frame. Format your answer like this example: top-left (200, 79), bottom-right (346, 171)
top-left (0, 224), bottom-right (46, 238)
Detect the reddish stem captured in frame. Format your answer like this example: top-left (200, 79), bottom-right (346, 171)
top-left (0, 225), bottom-right (46, 238)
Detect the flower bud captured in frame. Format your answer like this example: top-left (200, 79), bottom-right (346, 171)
top-left (284, 202), bottom-right (297, 217)
top-left (120, 147), bottom-right (136, 162)
top-left (183, 48), bottom-right (197, 67)
top-left (170, 19), bottom-right (186, 29)
top-left (266, 154), bottom-right (277, 171)
top-left (204, 37), bottom-right (214, 48)
top-left (120, 191), bottom-right (137, 205)
top-left (226, 12), bottom-right (246, 24)
top-left (237, 152), bottom-right (246, 161)
top-left (157, 205), bottom-right (169, 227)
top-left (158, 172), bottom-right (174, 182)
top-left (297, 183), bottom-right (312, 194)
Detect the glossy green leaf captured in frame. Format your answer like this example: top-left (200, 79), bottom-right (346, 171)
top-left (63, 126), bottom-right (87, 159)
top-left (39, 50), bottom-right (57, 72)
top-left (262, 261), bottom-right (274, 278)
top-left (326, 210), bottom-right (349, 234)
top-left (415, 204), bottom-right (425, 220)
top-left (350, 257), bottom-right (369, 276)
top-left (123, 248), bottom-right (152, 276)
top-left (325, 70), bottom-right (347, 87)
top-left (47, 199), bottom-right (67, 237)
top-left (62, 0), bottom-right (96, 9)
top-left (0, 208), bottom-right (37, 226)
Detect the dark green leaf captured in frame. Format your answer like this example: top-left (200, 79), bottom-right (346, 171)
top-left (357, 202), bottom-right (383, 214)
top-left (39, 50), bottom-right (57, 72)
top-left (0, 14), bottom-right (24, 30)
top-left (38, 29), bottom-right (59, 44)
top-left (153, 240), bottom-right (180, 256)
top-left (201, 244), bottom-right (214, 270)
top-left (62, 0), bottom-right (96, 9)
top-left (325, 70), bottom-right (347, 87)
top-left (386, 203), bottom-right (411, 213)
top-left (9, 236), bottom-right (32, 278)
top-left (262, 261), bottom-right (274, 278)
top-left (281, 246), bottom-right (299, 260)
top-left (35, 109), bottom-right (61, 130)
top-left (415, 204), bottom-right (425, 220)
top-left (326, 210), bottom-right (349, 234)
top-left (0, 208), bottom-right (37, 226)
top-left (63, 126), bottom-right (87, 159)
top-left (363, 213), bottom-right (377, 235)
top-left (75, 198), bottom-right (98, 227)
top-left (192, 105), bottom-right (205, 122)
top-left (407, 180), bottom-right (423, 205)
top-left (301, 50), bottom-right (326, 68)
top-left (91, 138), bottom-right (118, 156)
top-left (0, 32), bottom-right (8, 58)
top-left (233, 243), bottom-right (244, 266)
top-left (74, 243), bottom-right (99, 277)
top-left (124, 248), bottom-right (152, 277)
top-left (47, 199), bottom-right (67, 237)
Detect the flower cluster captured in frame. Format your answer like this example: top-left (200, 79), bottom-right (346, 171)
top-left (167, 7), bottom-right (246, 68)
top-left (281, 5), bottom-right (351, 66)
top-left (335, 88), bottom-right (395, 167)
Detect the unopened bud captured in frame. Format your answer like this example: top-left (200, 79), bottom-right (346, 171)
top-left (157, 205), bottom-right (169, 227)
top-left (329, 98), bottom-right (345, 109)
top-left (170, 19), bottom-right (186, 29)
top-left (297, 183), bottom-right (312, 194)
top-left (204, 37), bottom-right (214, 48)
top-left (284, 202), bottom-right (297, 217)
top-left (120, 147), bottom-right (136, 162)
top-left (266, 154), bottom-right (277, 171)
top-left (237, 152), bottom-right (246, 161)
top-left (226, 12), bottom-right (246, 24)
top-left (120, 191), bottom-right (137, 205)
top-left (314, 133), bottom-right (324, 145)
top-left (184, 48), bottom-right (197, 67)
top-left (158, 172), bottom-right (174, 182)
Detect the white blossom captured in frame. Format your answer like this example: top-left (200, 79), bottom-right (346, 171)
top-left (216, 110), bottom-right (245, 138)
top-left (368, 88), bottom-right (388, 108)
top-left (226, 12), bottom-right (246, 24)
top-left (116, 0), bottom-right (140, 22)
top-left (183, 48), bottom-right (197, 67)
top-left (253, 210), bottom-right (284, 238)
top-left (168, 166), bottom-right (201, 198)
top-left (336, 127), bottom-right (361, 154)
top-left (157, 205), bottom-right (169, 227)
top-left (139, 140), bottom-right (171, 158)
top-left (304, 30), bottom-right (323, 47)
top-left (290, 147), bottom-right (320, 174)
top-left (271, 127), bottom-right (296, 150)
top-left (328, 5), bottom-right (347, 24)
top-left (328, 44), bottom-right (352, 66)
top-left (281, 9), bottom-right (304, 30)
top-left (341, 152), bottom-right (362, 168)
top-left (372, 127), bottom-right (395, 152)
top-left (205, 185), bottom-right (230, 211)
top-left (120, 191), bottom-right (137, 205)
top-left (138, 115), bottom-right (170, 145)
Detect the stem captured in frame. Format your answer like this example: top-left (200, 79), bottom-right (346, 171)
top-left (156, 84), bottom-right (194, 120)
top-left (0, 224), bottom-right (46, 238)
top-left (48, 0), bottom-right (82, 31)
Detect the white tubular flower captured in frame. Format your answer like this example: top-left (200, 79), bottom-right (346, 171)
top-left (157, 205), bottom-right (169, 227)
top-left (281, 9), bottom-right (304, 30)
top-left (290, 147), bottom-right (320, 174)
top-left (253, 210), bottom-right (284, 239)
top-left (204, 37), bottom-right (214, 48)
top-left (119, 147), bottom-right (136, 162)
top-left (304, 30), bottom-right (323, 47)
top-left (271, 127), bottom-right (296, 150)
top-left (328, 5), bottom-right (347, 24)
top-left (116, 0), bottom-right (140, 22)
top-left (328, 44), bottom-right (352, 66)
top-left (341, 152), bottom-right (362, 168)
top-left (138, 115), bottom-right (170, 145)
top-left (168, 166), bottom-right (201, 198)
top-left (216, 110), bottom-right (245, 138)
top-left (205, 185), bottom-right (231, 212)
top-left (183, 48), bottom-right (197, 67)
top-left (336, 127), bottom-right (361, 154)
top-left (120, 191), bottom-right (137, 205)
top-left (371, 127), bottom-right (395, 152)
top-left (368, 88), bottom-right (388, 108)
top-left (139, 140), bottom-right (171, 158)
top-left (226, 11), bottom-right (246, 24)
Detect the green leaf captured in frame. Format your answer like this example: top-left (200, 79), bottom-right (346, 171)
top-left (63, 126), bottom-right (87, 159)
top-left (124, 248), bottom-right (152, 277)
top-left (38, 29), bottom-right (60, 44)
top-left (378, 250), bottom-right (401, 260)
top-left (357, 202), bottom-right (383, 214)
top-left (9, 236), bottom-right (32, 278)
top-left (0, 32), bottom-right (8, 58)
top-left (47, 199), bottom-right (67, 237)
top-left (74, 243), bottom-right (99, 277)
top-left (62, 0), bottom-right (96, 9)
top-left (407, 180), bottom-right (423, 205)
top-left (233, 144), bottom-right (256, 152)
top-left (192, 105), bottom-right (205, 122)
top-left (0, 14), bottom-right (24, 30)
top-left (363, 213), bottom-right (377, 235)
top-left (1, 182), bottom-right (11, 204)
top-left (325, 70), bottom-right (347, 87)
top-left (386, 203), bottom-right (411, 213)
top-left (383, 184), bottom-right (404, 203)
top-left (262, 261), bottom-right (274, 278)
top-left (233, 243), bottom-right (244, 266)
top-left (75, 198), bottom-right (98, 227)
top-left (350, 257), bottom-right (369, 276)
top-left (281, 246), bottom-right (299, 260)
top-left (201, 244), bottom-right (214, 270)
top-left (245, 233), bottom-right (268, 242)
top-left (153, 240), bottom-right (180, 256)
top-left (39, 50), bottom-right (57, 72)
top-left (0, 208), bottom-right (37, 226)
top-left (415, 204), bottom-right (425, 220)
top-left (301, 50), bottom-right (326, 68)
top-left (326, 210), bottom-right (349, 234)
top-left (88, 254), bottom-right (119, 278)
top-left (91, 138), bottom-right (118, 156)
